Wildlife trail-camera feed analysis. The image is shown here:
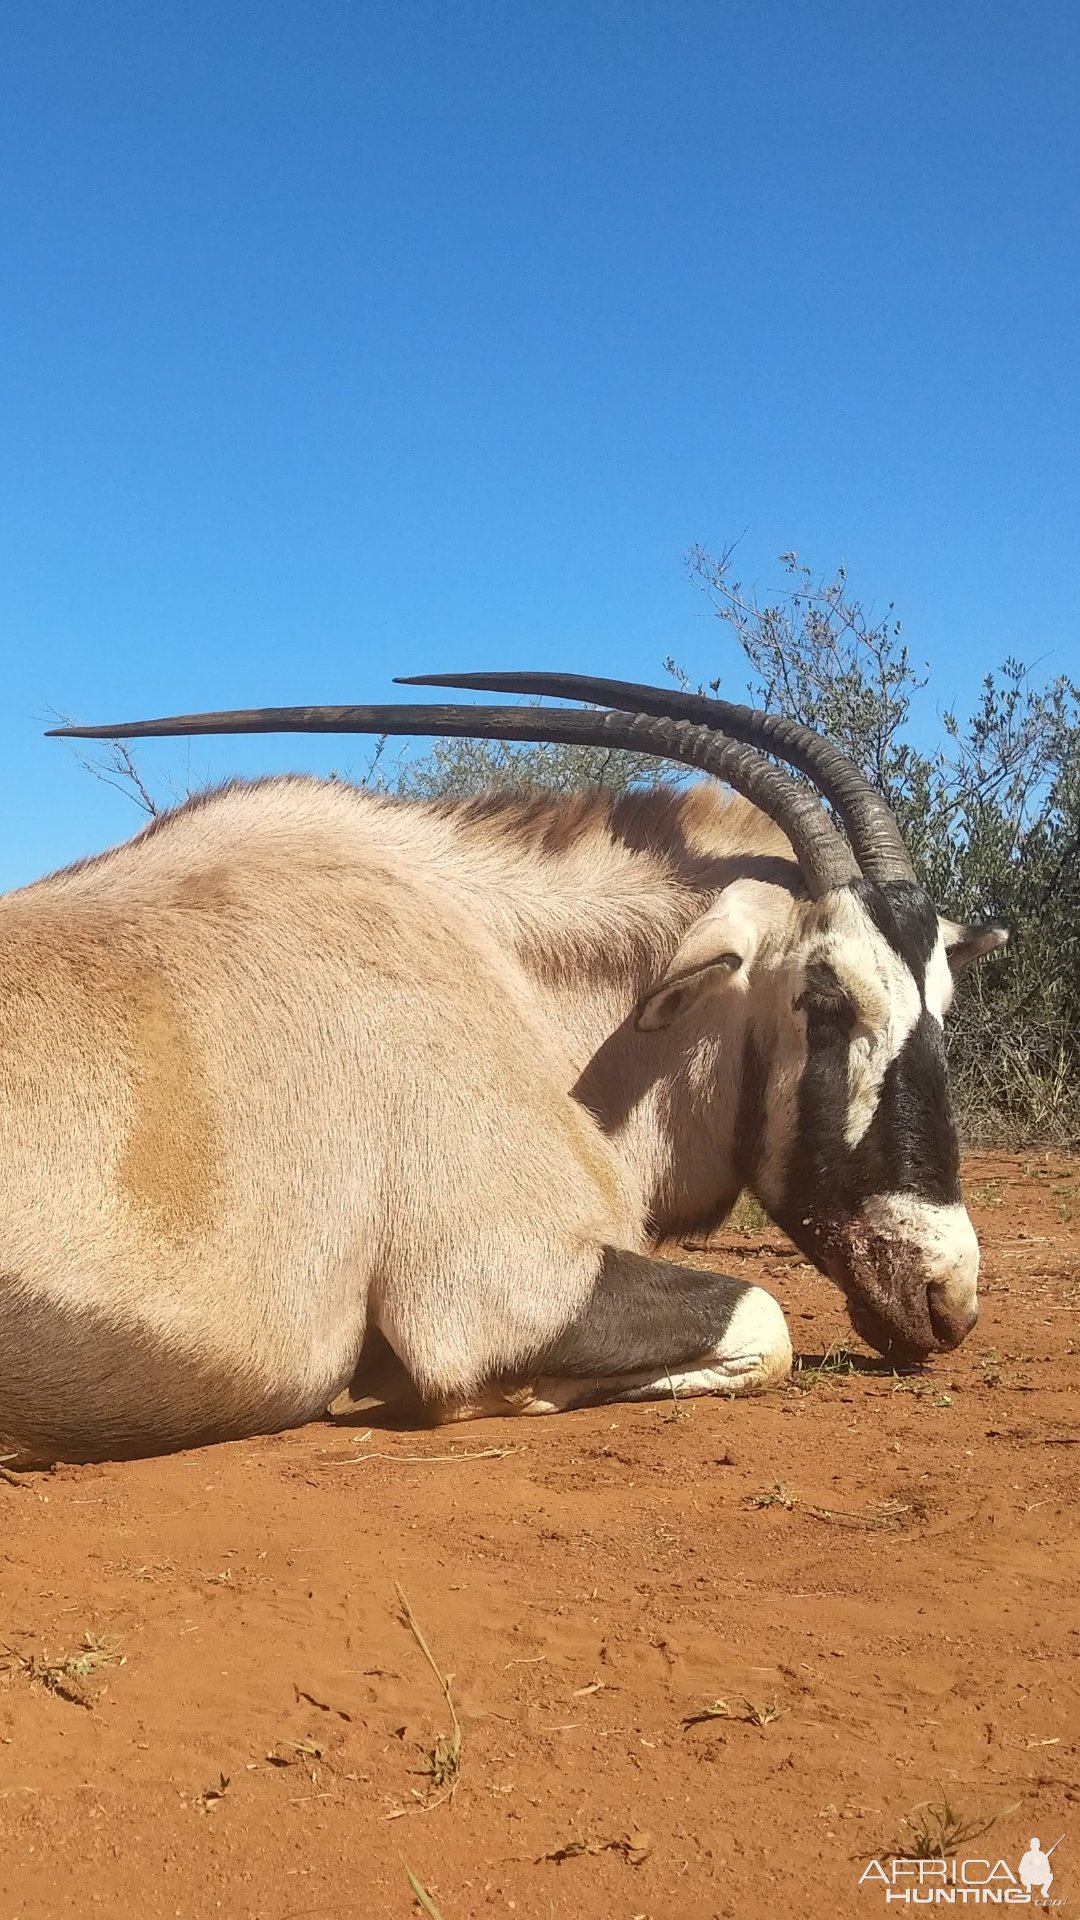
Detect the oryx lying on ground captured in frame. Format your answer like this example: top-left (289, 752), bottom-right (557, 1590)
top-left (2, 675), bottom-right (1003, 1461)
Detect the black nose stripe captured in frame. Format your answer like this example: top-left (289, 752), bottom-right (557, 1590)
top-left (862, 1014), bottom-right (961, 1204)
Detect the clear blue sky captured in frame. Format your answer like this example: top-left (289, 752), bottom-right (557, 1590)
top-left (2, 0), bottom-right (1077, 889)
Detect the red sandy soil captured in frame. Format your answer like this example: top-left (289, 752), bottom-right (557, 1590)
top-left (1, 1152), bottom-right (1077, 1920)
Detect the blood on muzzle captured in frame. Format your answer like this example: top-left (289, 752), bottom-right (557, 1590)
top-left (781, 1199), bottom-right (981, 1361)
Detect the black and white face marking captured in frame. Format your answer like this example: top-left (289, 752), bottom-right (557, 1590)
top-left (756, 882), bottom-right (994, 1361)
top-left (634, 872), bottom-right (1005, 1359)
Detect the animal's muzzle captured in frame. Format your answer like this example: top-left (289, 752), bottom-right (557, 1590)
top-left (784, 1196), bottom-right (981, 1362)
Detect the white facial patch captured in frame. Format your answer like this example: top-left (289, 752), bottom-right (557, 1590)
top-left (862, 1193), bottom-right (979, 1322)
top-left (923, 924), bottom-right (956, 1024)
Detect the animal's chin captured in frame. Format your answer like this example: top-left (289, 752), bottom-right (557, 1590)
top-left (842, 1290), bottom-right (936, 1364)
top-left (776, 1210), bottom-right (938, 1361)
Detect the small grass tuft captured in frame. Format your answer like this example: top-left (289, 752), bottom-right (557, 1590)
top-left (792, 1347), bottom-right (862, 1391)
top-left (979, 1350), bottom-right (1003, 1388)
top-left (730, 1192), bottom-right (768, 1235)
top-left (539, 1827), bottom-right (655, 1867)
top-left (893, 1380), bottom-right (953, 1407)
top-left (879, 1791), bottom-right (1021, 1860)
top-left (1053, 1181), bottom-right (1079, 1223)
top-left (418, 1727), bottom-right (460, 1795)
top-left (266, 1738), bottom-right (325, 1769)
top-left (743, 1697), bottom-right (784, 1728)
top-left (747, 1481), bottom-right (797, 1510)
top-left (682, 1696), bottom-right (784, 1729)
top-left (744, 1484), bottom-right (908, 1530)
top-left (1, 1632), bottom-right (125, 1708)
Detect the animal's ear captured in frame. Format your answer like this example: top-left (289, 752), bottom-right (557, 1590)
top-left (635, 900), bottom-right (760, 1032)
top-left (940, 918), bottom-right (1009, 974)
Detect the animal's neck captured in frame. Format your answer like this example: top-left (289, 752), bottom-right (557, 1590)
top-left (415, 786), bottom-right (794, 1243)
top-left (570, 989), bottom-right (753, 1241)
top-left (499, 901), bottom-right (754, 1243)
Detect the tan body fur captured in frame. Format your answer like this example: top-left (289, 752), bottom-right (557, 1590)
top-left (0, 776), bottom-right (796, 1461)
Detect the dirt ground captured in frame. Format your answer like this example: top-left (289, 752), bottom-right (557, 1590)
top-left (1, 1152), bottom-right (1077, 1920)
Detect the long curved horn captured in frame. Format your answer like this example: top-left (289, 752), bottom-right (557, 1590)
top-left (397, 671), bottom-right (916, 884)
top-left (49, 700), bottom-right (859, 897)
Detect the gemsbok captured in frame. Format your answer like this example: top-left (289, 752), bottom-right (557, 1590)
top-left (0, 672), bottom-right (1003, 1462)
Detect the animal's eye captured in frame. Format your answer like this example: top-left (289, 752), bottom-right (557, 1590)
top-left (795, 960), bottom-right (854, 1024)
